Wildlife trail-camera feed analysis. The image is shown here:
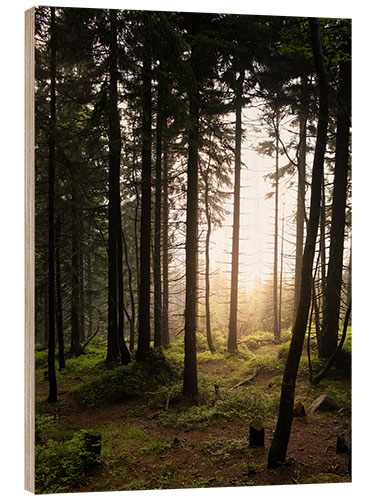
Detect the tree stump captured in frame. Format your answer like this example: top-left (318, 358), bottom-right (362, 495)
top-left (293, 402), bottom-right (306, 418)
top-left (249, 421), bottom-right (264, 447)
top-left (336, 429), bottom-right (351, 454)
top-left (84, 432), bottom-right (101, 460)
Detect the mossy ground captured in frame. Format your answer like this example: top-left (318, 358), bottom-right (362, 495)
top-left (35, 334), bottom-right (351, 493)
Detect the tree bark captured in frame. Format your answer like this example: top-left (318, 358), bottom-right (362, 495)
top-left (153, 74), bottom-right (163, 348)
top-left (47, 6), bottom-right (57, 403)
top-left (106, 9), bottom-right (123, 362)
top-left (70, 182), bottom-right (82, 356)
top-left (183, 89), bottom-right (200, 396)
top-left (161, 149), bottom-right (170, 347)
top-left (293, 91), bottom-right (307, 324)
top-left (137, 13), bottom-right (152, 361)
top-left (55, 214), bottom-right (65, 370)
top-left (268, 18), bottom-right (329, 467)
top-left (204, 171), bottom-right (215, 353)
top-left (278, 203), bottom-right (285, 337)
top-left (122, 227), bottom-right (136, 351)
top-left (228, 70), bottom-right (244, 351)
top-left (320, 59), bottom-right (351, 358)
top-left (273, 109), bottom-right (280, 342)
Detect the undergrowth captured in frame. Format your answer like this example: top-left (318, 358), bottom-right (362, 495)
top-left (35, 430), bottom-right (101, 494)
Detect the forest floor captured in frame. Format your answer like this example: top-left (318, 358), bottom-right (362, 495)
top-left (34, 331), bottom-right (351, 493)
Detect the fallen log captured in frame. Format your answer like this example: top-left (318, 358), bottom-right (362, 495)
top-left (230, 367), bottom-right (264, 390)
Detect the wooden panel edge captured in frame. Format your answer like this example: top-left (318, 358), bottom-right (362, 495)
top-left (25, 6), bottom-right (35, 494)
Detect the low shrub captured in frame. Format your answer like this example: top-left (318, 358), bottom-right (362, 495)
top-left (35, 431), bottom-right (101, 494)
top-left (73, 352), bottom-right (178, 407)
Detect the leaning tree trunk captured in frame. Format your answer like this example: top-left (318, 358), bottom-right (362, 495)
top-left (268, 18), bottom-right (329, 467)
top-left (137, 13), bottom-right (152, 362)
top-left (320, 59), bottom-right (351, 358)
top-left (228, 70), bottom-right (244, 351)
top-left (47, 6), bottom-right (57, 403)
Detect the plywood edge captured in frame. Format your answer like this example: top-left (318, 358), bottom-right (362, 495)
top-left (25, 6), bottom-right (35, 494)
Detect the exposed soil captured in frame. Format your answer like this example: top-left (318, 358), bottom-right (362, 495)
top-left (38, 383), bottom-right (351, 492)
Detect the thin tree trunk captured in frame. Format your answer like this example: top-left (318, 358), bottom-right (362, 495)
top-left (70, 183), bottom-right (82, 356)
top-left (204, 172), bottom-right (215, 353)
top-left (47, 6), bottom-right (57, 403)
top-left (293, 94), bottom-right (307, 324)
top-left (78, 217), bottom-right (85, 343)
top-left (122, 227), bottom-right (136, 351)
top-left (321, 59), bottom-right (351, 358)
top-left (228, 70), bottom-right (244, 351)
top-left (319, 175), bottom-right (327, 323)
top-left (87, 252), bottom-right (93, 339)
top-left (278, 202), bottom-right (285, 337)
top-left (273, 109), bottom-right (280, 342)
top-left (118, 209), bottom-right (131, 364)
top-left (183, 90), bottom-right (200, 396)
top-left (268, 18), bottom-right (329, 467)
top-left (153, 75), bottom-right (163, 348)
top-left (137, 13), bottom-right (152, 361)
top-left (55, 214), bottom-right (65, 370)
top-left (161, 149), bottom-right (170, 347)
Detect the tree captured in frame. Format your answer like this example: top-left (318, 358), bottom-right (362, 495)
top-left (228, 69), bottom-right (244, 351)
top-left (47, 6), bottom-right (58, 403)
top-left (268, 17), bottom-right (329, 467)
top-left (137, 12), bottom-right (153, 362)
top-left (153, 66), bottom-right (165, 349)
top-left (106, 9), bottom-right (130, 364)
top-left (320, 56), bottom-right (351, 358)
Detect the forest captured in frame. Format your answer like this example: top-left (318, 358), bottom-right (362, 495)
top-left (33, 6), bottom-right (351, 494)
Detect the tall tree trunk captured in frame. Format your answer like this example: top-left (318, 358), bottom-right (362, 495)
top-left (47, 6), bottom-right (57, 403)
top-left (228, 70), bottom-right (244, 351)
top-left (108, 10), bottom-right (130, 365)
top-left (183, 91), bottom-right (200, 396)
top-left (293, 93), bottom-right (307, 323)
top-left (122, 227), bottom-right (136, 351)
top-left (278, 202), bottom-right (285, 337)
top-left (321, 59), bottom-right (351, 358)
top-left (137, 13), bottom-right (152, 361)
top-left (106, 9), bottom-right (122, 362)
top-left (70, 183), bottom-right (81, 356)
top-left (87, 252), bottom-right (93, 339)
top-left (153, 75), bottom-right (163, 349)
top-left (273, 109), bottom-right (280, 342)
top-left (161, 149), bottom-right (170, 347)
top-left (319, 175), bottom-right (327, 313)
top-left (268, 18), bottom-right (329, 467)
top-left (117, 210), bottom-right (131, 364)
top-left (204, 172), bottom-right (215, 353)
top-left (55, 214), bottom-right (65, 370)
top-left (78, 217), bottom-right (85, 343)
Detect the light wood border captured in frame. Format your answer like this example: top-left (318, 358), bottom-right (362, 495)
top-left (25, 6), bottom-right (35, 494)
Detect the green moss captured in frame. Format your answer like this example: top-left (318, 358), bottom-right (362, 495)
top-left (300, 473), bottom-right (350, 484)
